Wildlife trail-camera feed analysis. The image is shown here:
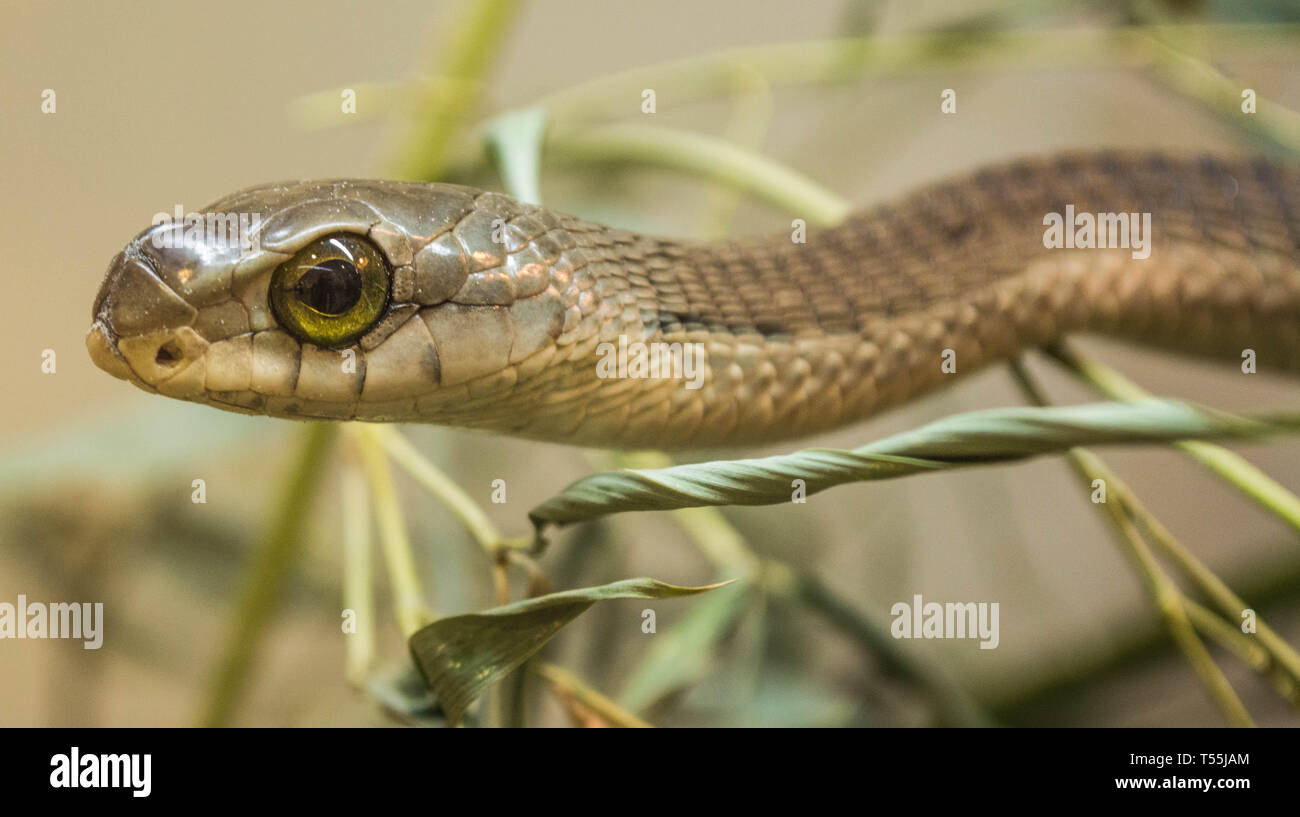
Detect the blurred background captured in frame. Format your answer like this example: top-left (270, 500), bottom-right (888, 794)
top-left (2, 0), bottom-right (1299, 726)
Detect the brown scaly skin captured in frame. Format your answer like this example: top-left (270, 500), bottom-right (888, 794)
top-left (87, 152), bottom-right (1300, 449)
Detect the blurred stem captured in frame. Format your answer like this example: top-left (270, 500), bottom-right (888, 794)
top-left (492, 557), bottom-right (511, 605)
top-left (538, 26), bottom-right (1300, 123)
top-left (199, 423), bottom-right (336, 728)
top-left (545, 124), bottom-right (851, 226)
top-left (1044, 342), bottom-right (1300, 535)
top-left (604, 450), bottom-right (987, 726)
top-left (1070, 447), bottom-right (1254, 728)
top-left (701, 63), bottom-right (774, 237)
top-left (376, 429), bottom-right (541, 728)
top-left (302, 26), bottom-right (1300, 189)
top-left (291, 77), bottom-right (476, 130)
top-left (340, 446), bottom-right (376, 688)
top-left (389, 0), bottom-right (522, 181)
top-left (1037, 345), bottom-right (1300, 689)
top-left (1139, 27), bottom-right (1300, 155)
top-left (762, 561), bottom-right (990, 727)
top-left (373, 427), bottom-right (530, 553)
top-left (1129, 503), bottom-right (1300, 692)
top-left (672, 506), bottom-right (761, 574)
top-left (354, 426), bottom-right (434, 637)
top-left (505, 549), bottom-right (552, 597)
top-left (533, 663), bottom-right (653, 727)
top-left (1184, 599), bottom-right (1300, 707)
top-left (303, 26), bottom-right (1300, 132)
top-left (374, 428), bottom-right (496, 548)
top-left (1009, 359), bottom-right (1254, 727)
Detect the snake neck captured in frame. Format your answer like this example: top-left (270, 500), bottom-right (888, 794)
top-left (461, 151), bottom-right (1300, 448)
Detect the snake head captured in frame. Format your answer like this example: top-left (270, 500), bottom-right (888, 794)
top-left (87, 180), bottom-right (577, 423)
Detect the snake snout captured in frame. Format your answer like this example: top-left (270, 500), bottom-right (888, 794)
top-left (86, 249), bottom-right (210, 397)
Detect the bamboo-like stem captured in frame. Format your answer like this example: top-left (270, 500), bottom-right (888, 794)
top-left (1132, 510), bottom-right (1300, 693)
top-left (1039, 345), bottom-right (1300, 698)
top-left (354, 426), bottom-right (433, 637)
top-left (1009, 359), bottom-right (1254, 727)
top-left (340, 445), bottom-right (376, 688)
top-left (1184, 600), bottom-right (1300, 707)
top-left (1068, 447), bottom-right (1255, 728)
top-left (199, 423), bottom-right (336, 727)
top-left (543, 124), bottom-right (851, 226)
top-left (762, 560), bottom-right (991, 727)
top-left (533, 663), bottom-right (653, 728)
top-left (301, 26), bottom-right (1300, 147)
top-left (372, 427), bottom-right (529, 553)
top-left (1044, 342), bottom-right (1300, 535)
top-left (601, 450), bottom-right (988, 726)
top-left (700, 64), bottom-right (774, 238)
top-left (388, 0), bottom-right (523, 181)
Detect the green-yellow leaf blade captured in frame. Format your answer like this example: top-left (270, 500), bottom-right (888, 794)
top-left (408, 578), bottom-right (733, 724)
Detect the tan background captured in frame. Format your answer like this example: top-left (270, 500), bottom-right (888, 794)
top-left (1, 0), bottom-right (1299, 726)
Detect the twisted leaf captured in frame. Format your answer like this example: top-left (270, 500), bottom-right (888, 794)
top-left (530, 400), bottom-right (1299, 531)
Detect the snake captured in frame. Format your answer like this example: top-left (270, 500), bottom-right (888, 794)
top-left (86, 151), bottom-right (1300, 449)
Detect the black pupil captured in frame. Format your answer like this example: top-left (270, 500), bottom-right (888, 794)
top-left (296, 258), bottom-right (362, 315)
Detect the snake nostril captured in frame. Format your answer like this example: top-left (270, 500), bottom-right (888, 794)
top-left (155, 341), bottom-right (183, 367)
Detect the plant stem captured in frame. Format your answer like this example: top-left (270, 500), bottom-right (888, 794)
top-left (373, 426), bottom-right (528, 553)
top-left (389, 0), bottom-right (523, 181)
top-left (1114, 482), bottom-right (1300, 692)
top-left (604, 450), bottom-right (987, 726)
top-left (199, 423), bottom-right (336, 727)
top-left (544, 124), bottom-right (851, 226)
top-left (701, 64), bottom-right (773, 238)
top-left (1069, 447), bottom-right (1255, 728)
top-left (340, 443), bottom-right (375, 688)
top-left (1183, 599), bottom-right (1300, 707)
top-left (1009, 359), bottom-right (1255, 727)
top-left (533, 663), bottom-right (653, 728)
top-left (764, 562), bottom-right (991, 727)
top-left (1044, 342), bottom-right (1300, 535)
top-left (354, 426), bottom-right (433, 637)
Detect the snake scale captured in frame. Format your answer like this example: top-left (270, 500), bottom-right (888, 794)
top-left (87, 151), bottom-right (1300, 449)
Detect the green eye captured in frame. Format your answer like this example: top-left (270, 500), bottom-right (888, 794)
top-left (270, 234), bottom-right (389, 347)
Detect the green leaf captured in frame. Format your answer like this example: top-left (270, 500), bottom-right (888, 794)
top-left (529, 400), bottom-right (1300, 531)
top-left (482, 106), bottom-right (548, 204)
top-left (408, 577), bottom-right (733, 725)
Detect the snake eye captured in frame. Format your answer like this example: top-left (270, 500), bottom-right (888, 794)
top-left (270, 234), bottom-right (389, 347)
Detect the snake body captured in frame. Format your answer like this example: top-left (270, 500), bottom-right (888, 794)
top-left (87, 152), bottom-right (1300, 449)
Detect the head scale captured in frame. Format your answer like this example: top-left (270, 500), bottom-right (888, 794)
top-left (87, 180), bottom-right (579, 426)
